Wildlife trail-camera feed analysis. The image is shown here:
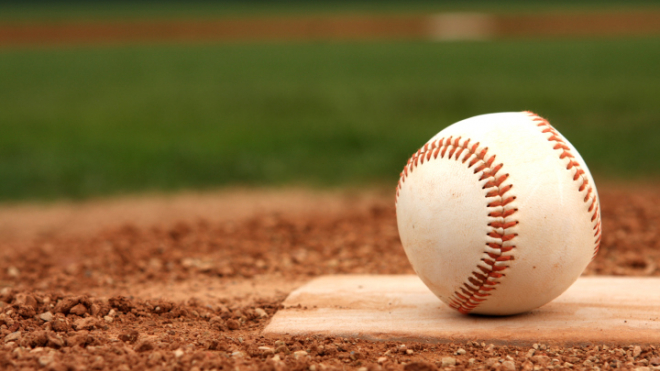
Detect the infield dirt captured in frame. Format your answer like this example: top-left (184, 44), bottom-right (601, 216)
top-left (1, 10), bottom-right (660, 46)
top-left (1, 185), bottom-right (659, 370)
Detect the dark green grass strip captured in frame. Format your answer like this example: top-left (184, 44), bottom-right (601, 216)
top-left (0, 38), bottom-right (659, 201)
top-left (1, 1), bottom-right (660, 22)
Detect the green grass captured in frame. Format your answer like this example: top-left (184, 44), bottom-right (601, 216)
top-left (1, 38), bottom-right (659, 201)
top-left (1, 1), bottom-right (659, 22)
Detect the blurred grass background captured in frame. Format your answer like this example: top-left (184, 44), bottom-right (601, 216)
top-left (2, 0), bottom-right (659, 21)
top-left (1, 1), bottom-right (659, 201)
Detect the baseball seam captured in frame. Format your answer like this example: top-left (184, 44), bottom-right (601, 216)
top-left (396, 136), bottom-right (519, 314)
top-left (526, 111), bottom-right (602, 257)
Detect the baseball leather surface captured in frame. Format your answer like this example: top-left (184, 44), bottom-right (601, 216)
top-left (395, 112), bottom-right (601, 315)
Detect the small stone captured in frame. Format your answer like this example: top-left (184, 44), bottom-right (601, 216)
top-left (18, 305), bottom-right (36, 318)
top-left (502, 360), bottom-right (516, 371)
top-left (533, 343), bottom-right (539, 350)
top-left (485, 344), bottom-right (495, 352)
top-left (377, 356), bottom-right (388, 364)
top-left (46, 332), bottom-right (64, 349)
top-left (442, 357), bottom-right (457, 367)
top-left (635, 367), bottom-right (651, 371)
top-left (526, 349), bottom-right (536, 358)
top-left (651, 358), bottom-right (660, 366)
top-left (293, 350), bottom-right (308, 359)
top-left (91, 355), bottom-right (104, 369)
top-left (103, 316), bottom-right (113, 323)
top-left (65, 331), bottom-right (88, 347)
top-left (468, 358), bottom-right (476, 366)
top-left (486, 358), bottom-right (500, 367)
top-left (206, 339), bottom-right (224, 351)
top-left (357, 367), bottom-right (368, 371)
top-left (39, 312), bottom-right (54, 322)
top-left (7, 267), bottom-right (19, 278)
top-left (403, 362), bottom-right (437, 371)
top-left (118, 330), bottom-right (139, 344)
top-left (209, 316), bottom-right (225, 331)
top-left (14, 293), bottom-right (37, 308)
top-left (231, 351), bottom-right (244, 358)
top-left (108, 296), bottom-right (134, 313)
top-left (455, 348), bottom-right (466, 355)
top-left (25, 330), bottom-right (48, 348)
top-left (0, 313), bottom-right (13, 327)
top-left (271, 355), bottom-right (281, 362)
top-left (51, 318), bottom-right (70, 332)
top-left (69, 303), bottom-right (87, 316)
top-left (633, 346), bottom-right (642, 358)
top-left (148, 351), bottom-right (163, 365)
top-left (258, 346), bottom-right (274, 355)
top-left (73, 317), bottom-right (98, 331)
top-left (54, 297), bottom-right (78, 314)
top-left (134, 339), bottom-right (154, 352)
top-left (4, 332), bottom-right (21, 343)
top-left (563, 362), bottom-right (573, 368)
top-left (226, 319), bottom-right (240, 330)
top-left (406, 349), bottom-right (414, 355)
top-left (0, 287), bottom-right (12, 300)
top-left (255, 308), bottom-right (268, 317)
top-left (174, 348), bottom-right (184, 358)
top-left (38, 353), bottom-right (54, 366)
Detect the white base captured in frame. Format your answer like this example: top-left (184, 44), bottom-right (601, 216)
top-left (264, 275), bottom-right (660, 345)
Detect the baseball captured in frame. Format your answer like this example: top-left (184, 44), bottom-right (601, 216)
top-left (395, 112), bottom-right (602, 315)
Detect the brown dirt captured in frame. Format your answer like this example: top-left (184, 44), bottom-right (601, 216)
top-left (1, 185), bottom-right (659, 370)
top-left (1, 11), bottom-right (660, 47)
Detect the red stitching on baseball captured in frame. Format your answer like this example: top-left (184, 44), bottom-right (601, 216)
top-left (396, 137), bottom-right (518, 314)
top-left (525, 111), bottom-right (602, 257)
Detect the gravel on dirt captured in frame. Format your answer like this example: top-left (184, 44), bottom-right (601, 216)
top-left (0, 185), bottom-right (659, 370)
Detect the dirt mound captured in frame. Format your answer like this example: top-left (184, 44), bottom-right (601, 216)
top-left (0, 186), bottom-right (659, 370)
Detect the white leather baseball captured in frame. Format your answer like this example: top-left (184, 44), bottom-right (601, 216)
top-left (395, 112), bottom-right (602, 315)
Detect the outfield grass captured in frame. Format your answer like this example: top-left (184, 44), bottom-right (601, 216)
top-left (1, 1), bottom-right (659, 22)
top-left (1, 38), bottom-right (659, 201)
